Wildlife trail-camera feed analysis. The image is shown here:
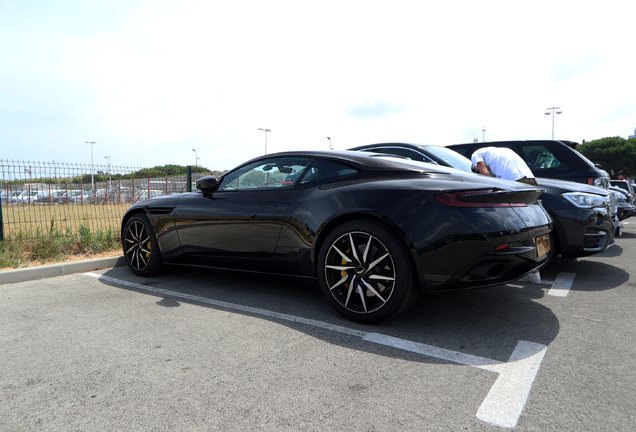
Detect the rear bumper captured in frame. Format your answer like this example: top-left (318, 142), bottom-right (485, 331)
top-left (416, 225), bottom-right (552, 292)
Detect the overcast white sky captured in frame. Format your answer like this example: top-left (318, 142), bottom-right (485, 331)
top-left (1, 0), bottom-right (635, 171)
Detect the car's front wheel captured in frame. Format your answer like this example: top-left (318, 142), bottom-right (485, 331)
top-left (317, 220), bottom-right (418, 323)
top-left (122, 214), bottom-right (163, 276)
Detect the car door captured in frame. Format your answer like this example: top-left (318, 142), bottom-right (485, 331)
top-left (173, 157), bottom-right (310, 259)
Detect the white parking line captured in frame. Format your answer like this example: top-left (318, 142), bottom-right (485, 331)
top-left (547, 272), bottom-right (576, 297)
top-left (511, 272), bottom-right (577, 297)
top-left (84, 272), bottom-right (547, 429)
top-left (476, 341), bottom-right (547, 428)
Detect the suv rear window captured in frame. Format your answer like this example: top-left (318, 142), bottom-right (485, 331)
top-left (520, 145), bottom-right (568, 170)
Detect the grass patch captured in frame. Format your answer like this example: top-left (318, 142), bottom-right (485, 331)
top-left (0, 218), bottom-right (121, 269)
top-left (1, 202), bottom-right (128, 239)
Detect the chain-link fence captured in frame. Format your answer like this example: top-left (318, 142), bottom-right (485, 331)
top-left (0, 160), bottom-right (212, 240)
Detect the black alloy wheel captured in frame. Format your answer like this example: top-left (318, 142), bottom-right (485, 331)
top-left (318, 220), bottom-right (418, 323)
top-left (123, 214), bottom-right (163, 276)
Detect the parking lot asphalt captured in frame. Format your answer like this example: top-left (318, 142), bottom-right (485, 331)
top-left (1, 222), bottom-right (634, 431)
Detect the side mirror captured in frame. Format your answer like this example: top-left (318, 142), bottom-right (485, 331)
top-left (196, 176), bottom-right (219, 194)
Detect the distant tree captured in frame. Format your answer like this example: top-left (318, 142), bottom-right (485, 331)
top-left (576, 137), bottom-right (636, 179)
top-left (131, 164), bottom-right (212, 178)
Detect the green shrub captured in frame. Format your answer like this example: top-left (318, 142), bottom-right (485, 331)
top-left (0, 218), bottom-right (121, 269)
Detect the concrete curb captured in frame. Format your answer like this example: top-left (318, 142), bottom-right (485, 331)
top-left (0, 256), bottom-right (127, 285)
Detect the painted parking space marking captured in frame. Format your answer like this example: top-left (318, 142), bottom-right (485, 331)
top-left (476, 341), bottom-right (547, 428)
top-left (363, 334), bottom-right (547, 428)
top-left (511, 271), bottom-right (576, 297)
top-left (546, 272), bottom-right (576, 297)
top-left (85, 272), bottom-right (547, 429)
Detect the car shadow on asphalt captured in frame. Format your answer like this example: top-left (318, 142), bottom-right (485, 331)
top-left (617, 230), bottom-right (636, 240)
top-left (591, 244), bottom-right (623, 258)
top-left (540, 252), bottom-right (629, 292)
top-left (95, 264), bottom-right (562, 365)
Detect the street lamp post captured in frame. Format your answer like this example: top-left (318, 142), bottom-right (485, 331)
top-left (104, 156), bottom-right (111, 183)
top-left (192, 149), bottom-right (199, 167)
top-left (85, 141), bottom-right (96, 191)
top-left (544, 107), bottom-right (562, 140)
top-left (257, 128), bottom-right (271, 154)
top-left (327, 137), bottom-right (333, 150)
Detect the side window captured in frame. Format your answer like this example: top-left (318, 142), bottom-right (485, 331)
top-left (363, 147), bottom-right (435, 163)
top-left (218, 157), bottom-right (311, 191)
top-left (298, 160), bottom-right (358, 185)
top-left (521, 146), bottom-right (564, 170)
top-left (386, 147), bottom-right (436, 163)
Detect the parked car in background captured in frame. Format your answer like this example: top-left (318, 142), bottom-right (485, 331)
top-left (351, 142), bottom-right (619, 259)
top-left (33, 191), bottom-right (53, 203)
top-left (13, 190), bottom-right (40, 204)
top-left (609, 186), bottom-right (635, 221)
top-left (121, 150), bottom-right (553, 322)
top-left (82, 188), bottom-right (132, 204)
top-left (5, 191), bottom-right (23, 203)
top-left (59, 190), bottom-right (84, 203)
top-left (609, 180), bottom-right (635, 205)
top-left (447, 140), bottom-right (610, 189)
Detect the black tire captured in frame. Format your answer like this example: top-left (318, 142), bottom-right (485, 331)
top-left (317, 220), bottom-right (418, 323)
top-left (122, 214), bottom-right (164, 276)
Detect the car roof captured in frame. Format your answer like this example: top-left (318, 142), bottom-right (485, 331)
top-left (447, 139), bottom-right (577, 147)
top-left (350, 142), bottom-right (443, 150)
top-left (233, 149), bottom-right (459, 174)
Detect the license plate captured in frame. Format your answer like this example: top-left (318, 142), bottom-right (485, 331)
top-left (536, 234), bottom-right (551, 257)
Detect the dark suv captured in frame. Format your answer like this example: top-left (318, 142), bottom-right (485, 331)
top-left (447, 140), bottom-right (610, 189)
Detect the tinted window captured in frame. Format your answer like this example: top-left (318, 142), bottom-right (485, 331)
top-left (610, 180), bottom-right (634, 194)
top-left (362, 147), bottom-right (437, 163)
top-left (219, 157), bottom-right (311, 190)
top-left (423, 146), bottom-right (473, 172)
top-left (298, 160), bottom-right (358, 185)
top-left (520, 145), bottom-right (567, 170)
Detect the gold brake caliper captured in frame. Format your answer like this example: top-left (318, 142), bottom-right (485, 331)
top-left (145, 240), bottom-right (151, 259)
top-left (341, 248), bottom-right (351, 288)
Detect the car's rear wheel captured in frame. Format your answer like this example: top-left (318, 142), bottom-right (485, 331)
top-left (318, 220), bottom-right (418, 323)
top-left (123, 214), bottom-right (163, 276)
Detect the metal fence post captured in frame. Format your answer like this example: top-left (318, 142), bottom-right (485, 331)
top-left (0, 191), bottom-right (4, 241)
top-left (187, 166), bottom-right (192, 192)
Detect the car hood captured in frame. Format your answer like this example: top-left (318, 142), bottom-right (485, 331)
top-left (124, 193), bottom-right (191, 213)
top-left (535, 177), bottom-right (610, 195)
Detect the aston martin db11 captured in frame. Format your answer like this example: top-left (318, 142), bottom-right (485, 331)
top-left (122, 150), bottom-right (552, 322)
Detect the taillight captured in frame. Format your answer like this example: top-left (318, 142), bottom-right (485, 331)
top-left (435, 189), bottom-right (528, 207)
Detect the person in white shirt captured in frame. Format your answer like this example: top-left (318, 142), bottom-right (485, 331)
top-left (471, 146), bottom-right (538, 186)
top-left (471, 146), bottom-right (542, 283)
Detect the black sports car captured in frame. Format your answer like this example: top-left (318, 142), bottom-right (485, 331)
top-left (122, 150), bottom-right (552, 322)
top-left (351, 143), bottom-right (619, 259)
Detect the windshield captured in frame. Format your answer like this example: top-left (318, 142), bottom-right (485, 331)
top-left (424, 146), bottom-right (473, 172)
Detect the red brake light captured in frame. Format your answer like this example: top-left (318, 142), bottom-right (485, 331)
top-left (434, 190), bottom-right (528, 207)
